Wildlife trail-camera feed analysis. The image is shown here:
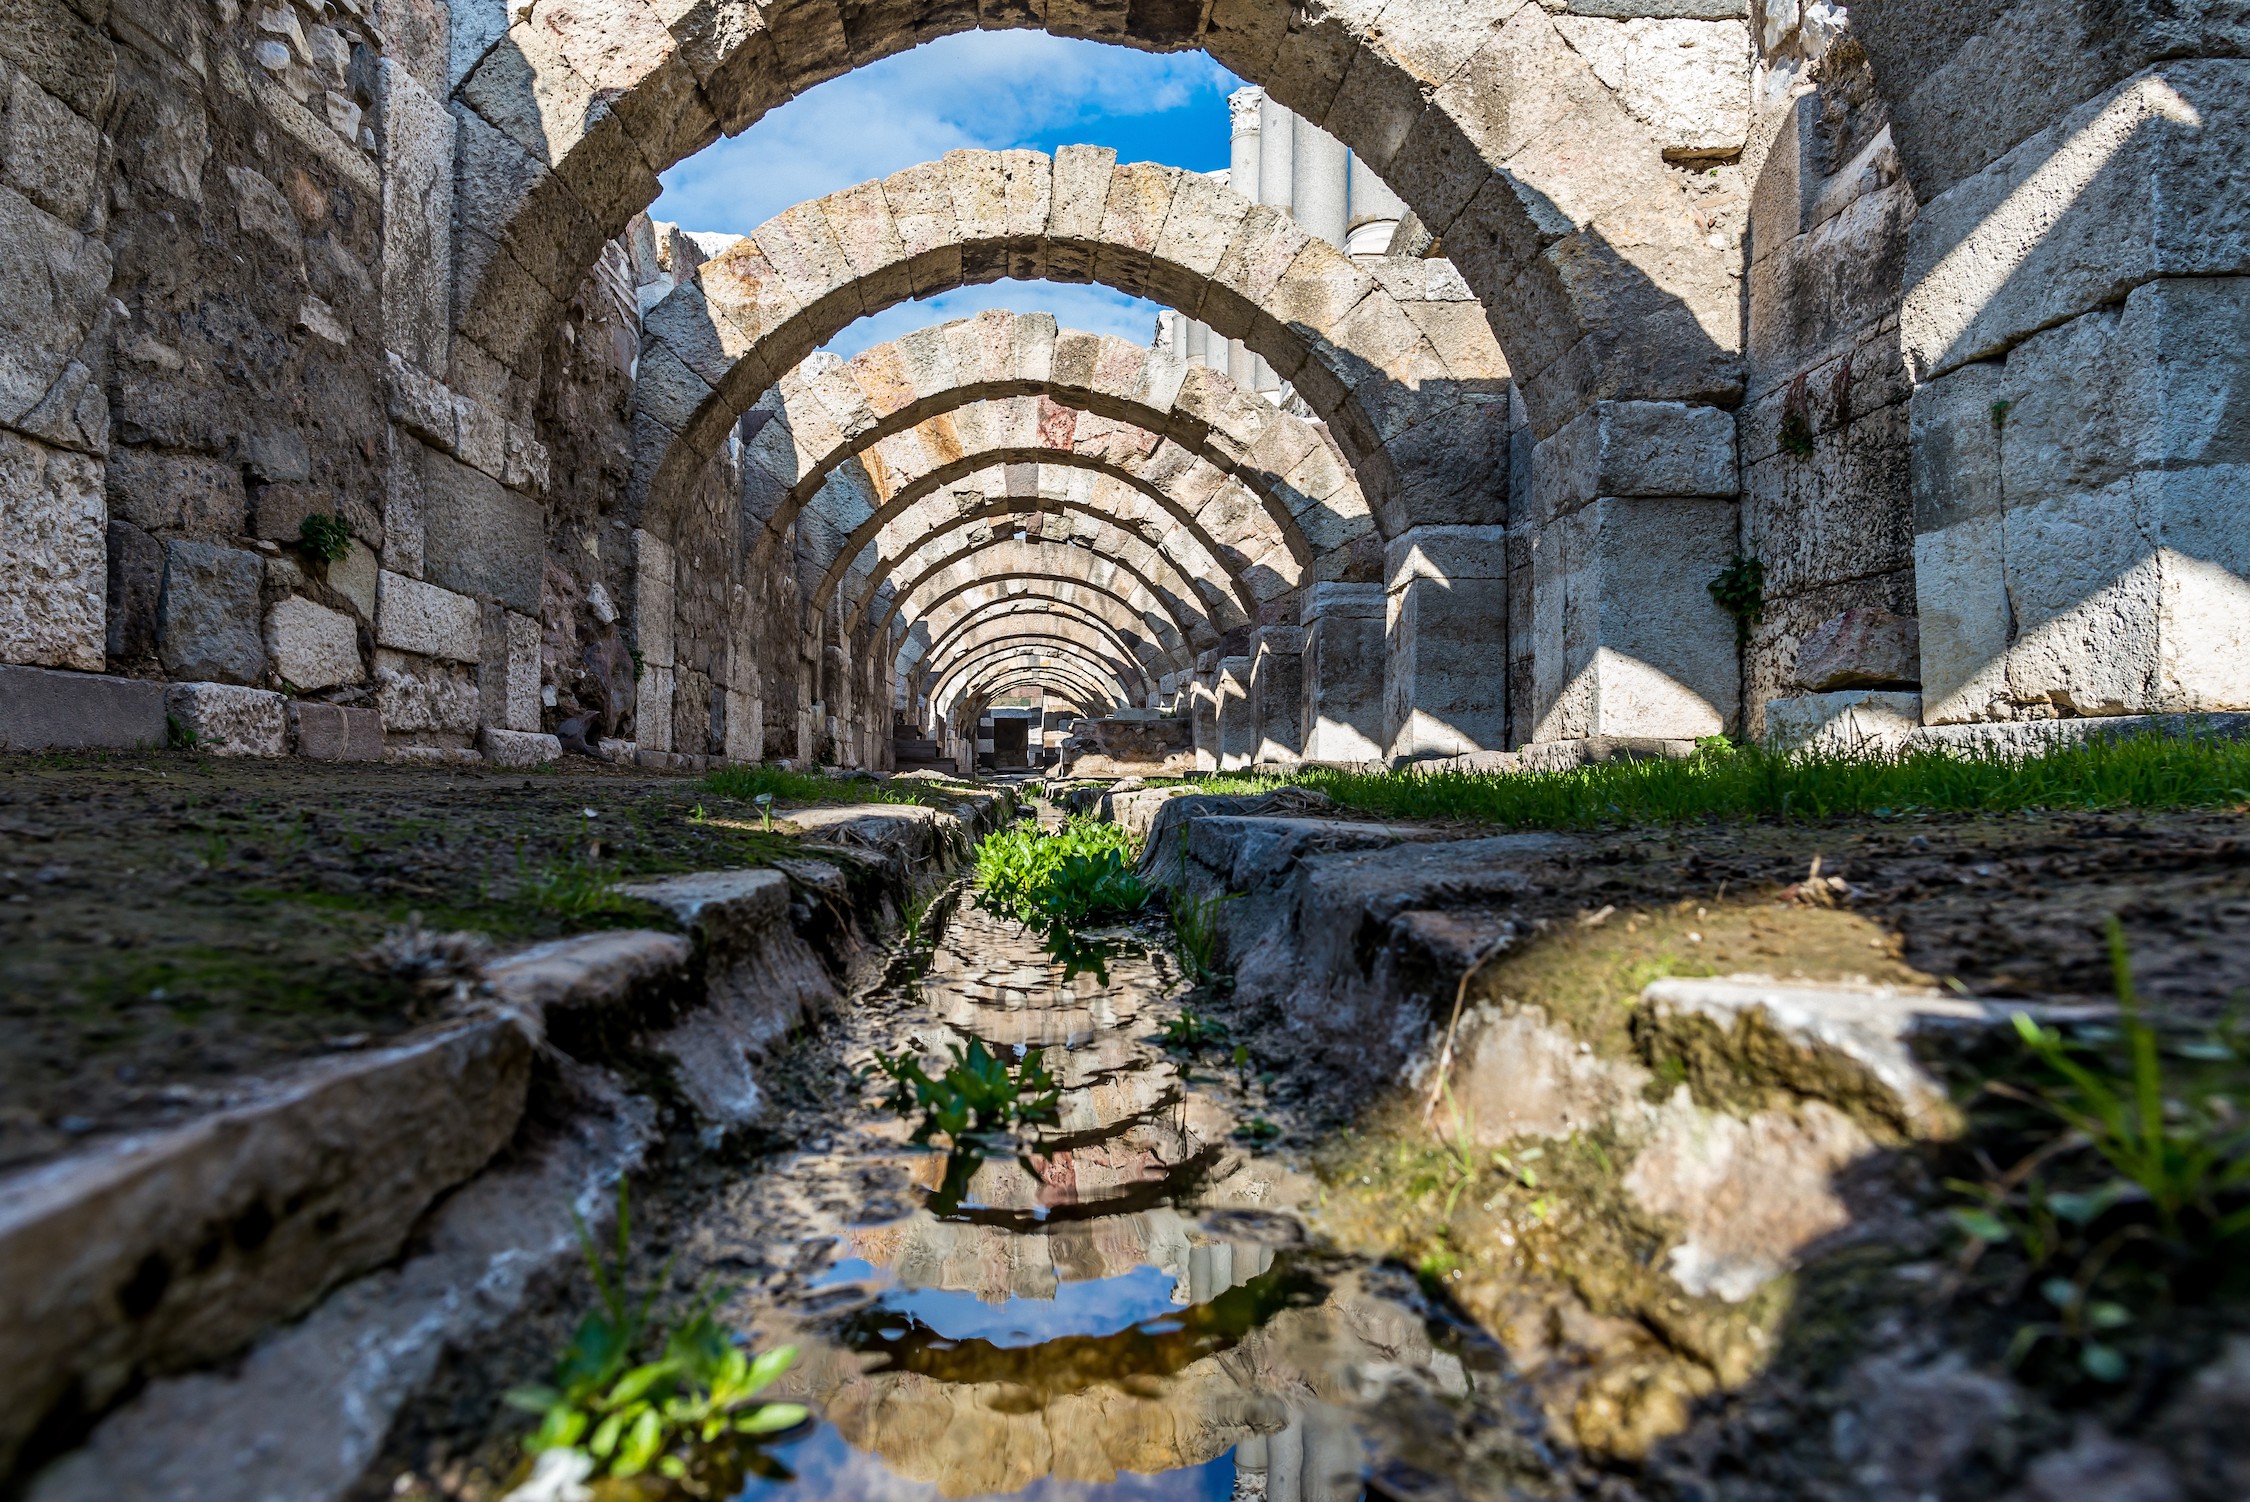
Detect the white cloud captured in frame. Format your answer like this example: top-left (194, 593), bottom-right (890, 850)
top-left (652, 32), bottom-right (1237, 238)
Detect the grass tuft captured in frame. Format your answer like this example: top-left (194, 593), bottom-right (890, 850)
top-left (702, 763), bottom-right (935, 808)
top-left (1192, 733), bottom-right (2250, 832)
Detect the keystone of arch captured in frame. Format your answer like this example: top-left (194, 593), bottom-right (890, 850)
top-left (706, 311), bottom-right (1375, 562)
top-left (451, 7), bottom-right (1738, 443)
top-left (846, 497), bottom-right (1228, 651)
top-left (625, 149), bottom-right (1522, 533)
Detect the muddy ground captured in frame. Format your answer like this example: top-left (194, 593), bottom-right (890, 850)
top-left (0, 754), bottom-right (964, 1170)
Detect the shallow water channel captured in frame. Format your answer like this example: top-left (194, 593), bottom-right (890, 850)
top-left (660, 891), bottom-right (1571, 1502)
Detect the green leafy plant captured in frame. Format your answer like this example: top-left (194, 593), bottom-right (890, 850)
top-left (298, 513), bottom-right (352, 563)
top-left (974, 818), bottom-right (1147, 932)
top-left (1946, 919), bottom-right (2250, 1383)
top-left (1707, 554), bottom-right (1766, 647)
top-left (507, 1183), bottom-right (808, 1482)
top-left (866, 1036), bottom-right (1060, 1143)
top-left (1159, 1007), bottom-right (1230, 1052)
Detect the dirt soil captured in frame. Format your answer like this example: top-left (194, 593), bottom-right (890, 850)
top-left (0, 753), bottom-right (958, 1170)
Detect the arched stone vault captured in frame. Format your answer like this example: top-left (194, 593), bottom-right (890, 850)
top-left (717, 312), bottom-right (1379, 570)
top-left (798, 425), bottom-right (1312, 622)
top-left (628, 150), bottom-right (1516, 536)
top-left (848, 495), bottom-right (1231, 649)
top-left (897, 584), bottom-right (1193, 691)
top-left (932, 640), bottom-right (1133, 711)
top-left (923, 615), bottom-right (1154, 696)
top-left (895, 568), bottom-right (1206, 679)
top-left (883, 538), bottom-right (1214, 668)
top-left (892, 577), bottom-right (1193, 688)
top-left (936, 650), bottom-right (1129, 718)
top-left (450, 4), bottom-right (1742, 438)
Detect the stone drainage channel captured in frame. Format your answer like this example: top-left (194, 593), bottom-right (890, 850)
top-left (555, 879), bottom-right (1567, 1502)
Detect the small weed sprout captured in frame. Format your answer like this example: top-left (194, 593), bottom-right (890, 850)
top-left (1160, 1007), bottom-right (1230, 1052)
top-left (506, 1182), bottom-right (807, 1485)
top-left (1946, 918), bottom-right (2250, 1383)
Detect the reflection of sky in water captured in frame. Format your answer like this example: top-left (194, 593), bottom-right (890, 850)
top-left (876, 1264), bottom-right (1183, 1347)
top-left (733, 1423), bottom-right (1240, 1501)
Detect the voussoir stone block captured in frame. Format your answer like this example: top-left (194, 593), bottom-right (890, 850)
top-left (166, 683), bottom-right (290, 757)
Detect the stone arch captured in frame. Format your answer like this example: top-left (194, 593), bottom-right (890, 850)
top-left (801, 443), bottom-right (1311, 635)
top-left (924, 614), bottom-right (1155, 696)
top-left (899, 590), bottom-right (1192, 690)
top-left (847, 498), bottom-right (1230, 651)
top-left (697, 311), bottom-right (1377, 566)
top-left (884, 540), bottom-right (1213, 664)
top-left (450, 8), bottom-right (1740, 441)
top-left (628, 150), bottom-right (1519, 536)
top-left (937, 649), bottom-right (1130, 718)
top-left (932, 640), bottom-right (1133, 713)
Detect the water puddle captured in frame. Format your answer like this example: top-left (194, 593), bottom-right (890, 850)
top-left (677, 895), bottom-right (1568, 1501)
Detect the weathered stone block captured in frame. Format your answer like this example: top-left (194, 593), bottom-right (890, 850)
top-left (373, 647), bottom-right (479, 735)
top-left (376, 570), bottom-right (479, 662)
top-left (1531, 498), bottom-right (1738, 740)
top-left (328, 539), bottom-right (379, 620)
top-left (0, 664), bottom-right (165, 750)
top-left (104, 448), bottom-right (247, 537)
top-left (1531, 400), bottom-right (1738, 523)
top-left (0, 429), bottom-right (103, 670)
top-left (0, 180), bottom-right (110, 444)
top-left (165, 682), bottom-right (289, 757)
top-left (504, 609), bottom-right (541, 732)
top-left (1764, 689), bottom-right (1924, 753)
top-left (1547, 16), bottom-right (1751, 156)
top-left (1384, 525), bottom-right (1510, 759)
top-left (289, 700), bottom-right (383, 761)
top-left (1902, 61), bottom-right (2250, 381)
top-left (0, 64), bottom-right (102, 229)
top-left (265, 596), bottom-right (363, 692)
top-left (1795, 607), bottom-right (1919, 691)
top-left (103, 520), bottom-right (160, 667)
top-left (378, 60), bottom-right (456, 374)
top-left (479, 726), bottom-right (560, 767)
top-left (418, 447), bottom-right (543, 614)
top-left (157, 540), bottom-right (266, 685)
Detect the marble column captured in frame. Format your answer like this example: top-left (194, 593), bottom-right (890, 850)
top-left (1292, 116), bottom-right (1350, 250)
top-left (1227, 88), bottom-right (1263, 394)
top-left (1252, 93), bottom-right (1295, 397)
top-left (1347, 153), bottom-right (1406, 257)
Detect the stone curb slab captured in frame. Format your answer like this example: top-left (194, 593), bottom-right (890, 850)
top-left (0, 666), bottom-right (166, 751)
top-left (0, 1016), bottom-right (535, 1478)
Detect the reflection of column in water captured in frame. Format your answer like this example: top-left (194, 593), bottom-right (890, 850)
top-left (1241, 1410), bottom-right (1364, 1502)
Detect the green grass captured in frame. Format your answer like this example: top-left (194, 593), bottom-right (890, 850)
top-left (1190, 733), bottom-right (2250, 831)
top-left (702, 763), bottom-right (943, 808)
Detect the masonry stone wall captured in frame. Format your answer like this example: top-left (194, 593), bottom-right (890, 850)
top-left (2, 0), bottom-right (2243, 770)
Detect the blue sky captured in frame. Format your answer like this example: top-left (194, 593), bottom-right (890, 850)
top-left (652, 33), bottom-right (1242, 356)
